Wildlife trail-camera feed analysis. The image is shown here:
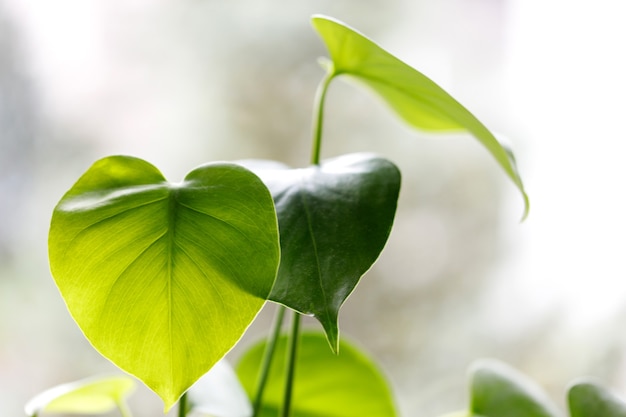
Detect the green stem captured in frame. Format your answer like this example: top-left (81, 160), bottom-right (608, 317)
top-left (311, 71), bottom-right (336, 165)
top-left (177, 392), bottom-right (188, 417)
top-left (280, 311), bottom-right (302, 417)
top-left (252, 305), bottom-right (287, 417)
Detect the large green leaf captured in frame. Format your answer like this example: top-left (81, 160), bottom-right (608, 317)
top-left (49, 156), bottom-right (280, 411)
top-left (568, 381), bottom-right (626, 417)
top-left (469, 359), bottom-right (562, 417)
top-left (311, 15), bottom-right (529, 219)
top-left (24, 375), bottom-right (135, 416)
top-left (236, 331), bottom-right (397, 417)
top-left (241, 153), bottom-right (400, 352)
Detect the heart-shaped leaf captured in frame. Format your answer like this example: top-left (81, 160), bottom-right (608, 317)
top-left (241, 153), bottom-right (400, 351)
top-left (49, 156), bottom-right (280, 411)
top-left (469, 359), bottom-right (562, 417)
top-left (311, 15), bottom-right (529, 219)
top-left (568, 380), bottom-right (626, 417)
top-left (24, 375), bottom-right (135, 416)
top-left (236, 331), bottom-right (398, 417)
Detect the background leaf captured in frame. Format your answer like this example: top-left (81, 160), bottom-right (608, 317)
top-left (469, 359), bottom-right (562, 417)
top-left (24, 375), bottom-right (135, 416)
top-left (48, 156), bottom-right (280, 410)
top-left (311, 15), bottom-right (529, 219)
top-left (236, 331), bottom-right (398, 417)
top-left (568, 380), bottom-right (626, 417)
top-left (241, 153), bottom-right (400, 351)
top-left (187, 360), bottom-right (252, 417)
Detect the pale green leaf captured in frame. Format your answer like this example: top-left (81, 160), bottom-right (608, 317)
top-left (311, 15), bottom-right (529, 219)
top-left (49, 156), bottom-right (280, 411)
top-left (236, 331), bottom-right (398, 417)
top-left (24, 375), bottom-right (135, 416)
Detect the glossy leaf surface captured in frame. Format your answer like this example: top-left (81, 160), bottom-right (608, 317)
top-left (469, 359), bottom-right (561, 417)
top-left (24, 375), bottom-right (135, 416)
top-left (312, 15), bottom-right (529, 219)
top-left (242, 153), bottom-right (400, 351)
top-left (49, 156), bottom-right (280, 410)
top-left (568, 381), bottom-right (626, 417)
top-left (188, 360), bottom-right (252, 417)
top-left (236, 331), bottom-right (397, 417)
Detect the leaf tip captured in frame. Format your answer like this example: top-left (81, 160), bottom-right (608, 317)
top-left (319, 318), bottom-right (340, 354)
top-left (520, 190), bottom-right (530, 222)
top-left (161, 394), bottom-right (179, 414)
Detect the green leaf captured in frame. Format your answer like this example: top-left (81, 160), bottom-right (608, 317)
top-left (48, 156), bottom-right (280, 411)
top-left (469, 359), bottom-right (562, 417)
top-left (311, 15), bottom-right (529, 219)
top-left (24, 375), bottom-right (135, 416)
top-left (568, 380), bottom-right (626, 417)
top-left (187, 360), bottom-right (252, 417)
top-left (236, 331), bottom-right (398, 417)
top-left (241, 153), bottom-right (400, 352)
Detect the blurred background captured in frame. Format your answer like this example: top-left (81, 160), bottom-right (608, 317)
top-left (1, 0), bottom-right (626, 416)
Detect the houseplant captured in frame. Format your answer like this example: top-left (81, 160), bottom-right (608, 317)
top-left (25, 14), bottom-right (618, 417)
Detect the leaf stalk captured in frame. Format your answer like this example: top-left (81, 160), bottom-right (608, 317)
top-left (280, 311), bottom-right (302, 417)
top-left (252, 305), bottom-right (287, 417)
top-left (311, 70), bottom-right (336, 165)
top-left (177, 393), bottom-right (187, 417)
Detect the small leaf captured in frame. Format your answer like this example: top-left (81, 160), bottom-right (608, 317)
top-left (469, 359), bottom-right (562, 417)
top-left (24, 375), bottom-right (135, 416)
top-left (236, 331), bottom-right (398, 417)
top-left (241, 153), bottom-right (400, 351)
top-left (568, 380), bottom-right (626, 417)
top-left (311, 15), bottom-right (529, 219)
top-left (49, 156), bottom-right (280, 410)
top-left (188, 360), bottom-right (252, 417)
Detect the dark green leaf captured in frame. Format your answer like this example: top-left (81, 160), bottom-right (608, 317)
top-left (469, 359), bottom-right (562, 417)
top-left (236, 331), bottom-right (397, 417)
top-left (568, 380), bottom-right (626, 417)
top-left (241, 153), bottom-right (400, 351)
top-left (49, 156), bottom-right (280, 410)
top-left (311, 15), bottom-right (529, 219)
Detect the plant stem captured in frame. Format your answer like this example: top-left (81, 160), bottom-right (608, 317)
top-left (280, 311), bottom-right (302, 417)
top-left (177, 392), bottom-right (187, 417)
top-left (311, 71), bottom-right (336, 165)
top-left (252, 305), bottom-right (287, 417)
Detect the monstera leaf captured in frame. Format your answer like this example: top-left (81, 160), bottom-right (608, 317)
top-left (312, 15), bottom-right (529, 219)
top-left (469, 359), bottom-right (561, 417)
top-left (24, 375), bottom-right (135, 416)
top-left (568, 380), bottom-right (626, 417)
top-left (236, 332), bottom-right (398, 417)
top-left (48, 156), bottom-right (280, 410)
top-left (241, 153), bottom-right (400, 352)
